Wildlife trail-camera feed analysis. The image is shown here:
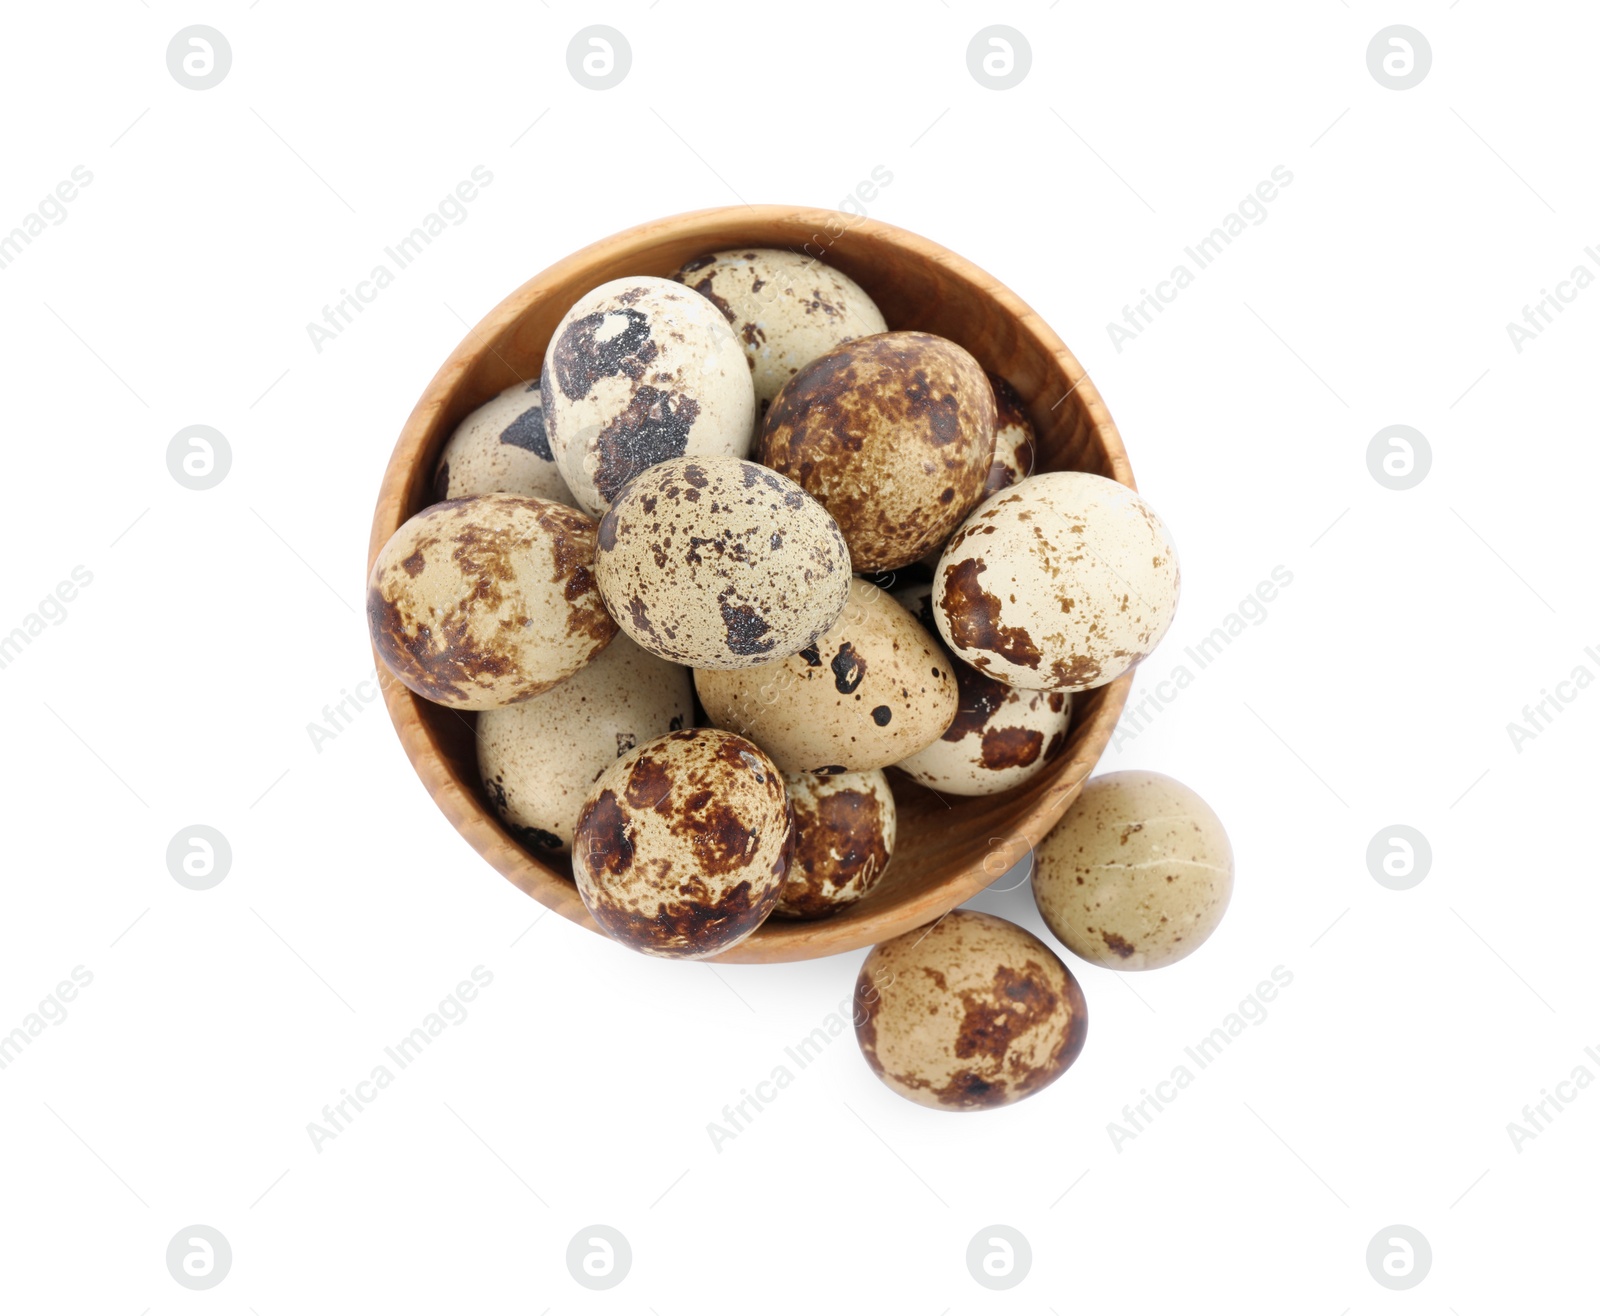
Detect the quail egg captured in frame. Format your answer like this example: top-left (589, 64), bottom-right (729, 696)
top-left (1033, 771), bottom-right (1233, 970)
top-left (984, 373), bottom-right (1037, 494)
top-left (915, 374), bottom-right (1034, 570)
top-left (673, 248), bottom-right (887, 418)
top-left (757, 331), bottom-right (997, 572)
top-left (572, 727), bottom-right (793, 959)
top-left (774, 768), bottom-right (896, 919)
top-left (853, 910), bottom-right (1088, 1110)
top-left (367, 494), bottom-right (615, 710)
top-left (695, 577), bottom-right (957, 774)
top-left (540, 276), bottom-right (755, 518)
top-left (477, 635), bottom-right (693, 855)
top-left (595, 456), bottom-right (851, 669)
top-left (892, 582), bottom-right (1072, 795)
top-left (935, 471), bottom-right (1180, 692)
top-left (432, 380), bottom-right (575, 506)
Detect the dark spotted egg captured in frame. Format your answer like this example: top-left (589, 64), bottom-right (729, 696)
top-left (984, 373), bottom-right (1038, 494)
top-left (891, 582), bottom-right (1072, 796)
top-left (367, 493), bottom-right (616, 710)
top-left (432, 380), bottom-right (574, 506)
top-left (934, 472), bottom-right (1180, 692)
top-left (672, 248), bottom-right (887, 418)
top-left (540, 276), bottom-right (755, 518)
top-left (853, 910), bottom-right (1088, 1110)
top-left (594, 456), bottom-right (851, 670)
top-left (774, 768), bottom-right (896, 920)
top-left (571, 727), bottom-right (793, 960)
top-left (694, 577), bottom-right (957, 774)
top-left (756, 331), bottom-right (997, 573)
top-left (916, 374), bottom-right (1034, 571)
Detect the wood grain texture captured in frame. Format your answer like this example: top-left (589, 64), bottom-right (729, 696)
top-left (367, 205), bottom-right (1134, 963)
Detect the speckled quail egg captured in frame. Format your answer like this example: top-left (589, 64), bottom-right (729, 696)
top-left (1033, 771), bottom-right (1233, 970)
top-left (774, 768), bottom-right (896, 919)
top-left (368, 494), bottom-right (616, 710)
top-left (571, 727), bottom-right (793, 959)
top-left (935, 472), bottom-right (1180, 692)
top-left (695, 577), bottom-right (957, 774)
top-left (914, 375), bottom-right (1036, 570)
top-left (432, 380), bottom-right (575, 506)
top-left (477, 636), bottom-right (693, 856)
top-left (672, 249), bottom-right (887, 418)
top-left (595, 456), bottom-right (851, 670)
top-left (892, 582), bottom-right (1072, 795)
top-left (984, 374), bottom-right (1037, 494)
top-left (853, 910), bottom-right (1088, 1110)
top-left (540, 276), bottom-right (755, 518)
top-left (757, 331), bottom-right (997, 573)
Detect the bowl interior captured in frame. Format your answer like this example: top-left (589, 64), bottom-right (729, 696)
top-left (369, 205), bottom-right (1133, 963)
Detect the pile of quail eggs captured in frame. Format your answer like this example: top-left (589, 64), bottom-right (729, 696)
top-left (370, 247), bottom-right (1234, 1111)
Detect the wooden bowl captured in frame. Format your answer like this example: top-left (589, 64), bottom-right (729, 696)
top-left (368, 205), bottom-right (1134, 964)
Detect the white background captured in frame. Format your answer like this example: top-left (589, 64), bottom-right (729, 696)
top-left (2, 2), bottom-right (1596, 1311)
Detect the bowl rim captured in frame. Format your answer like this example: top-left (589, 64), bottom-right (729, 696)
top-left (367, 203), bottom-right (1134, 963)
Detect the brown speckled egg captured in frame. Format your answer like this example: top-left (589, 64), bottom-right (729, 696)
top-left (432, 380), bottom-right (575, 506)
top-left (984, 374), bottom-right (1038, 495)
top-left (775, 769), bottom-right (896, 919)
top-left (571, 727), bottom-right (793, 960)
top-left (672, 249), bottom-right (887, 418)
top-left (1033, 771), bottom-right (1233, 970)
top-left (477, 636), bottom-right (693, 856)
top-left (891, 582), bottom-right (1073, 796)
top-left (935, 472), bottom-right (1180, 692)
top-left (853, 910), bottom-right (1087, 1110)
top-left (757, 331), bottom-right (997, 573)
top-left (368, 494), bottom-right (616, 710)
top-left (595, 456), bottom-right (851, 670)
top-left (540, 276), bottom-right (756, 518)
top-left (694, 577), bottom-right (957, 774)
top-left (913, 376), bottom-right (1037, 571)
